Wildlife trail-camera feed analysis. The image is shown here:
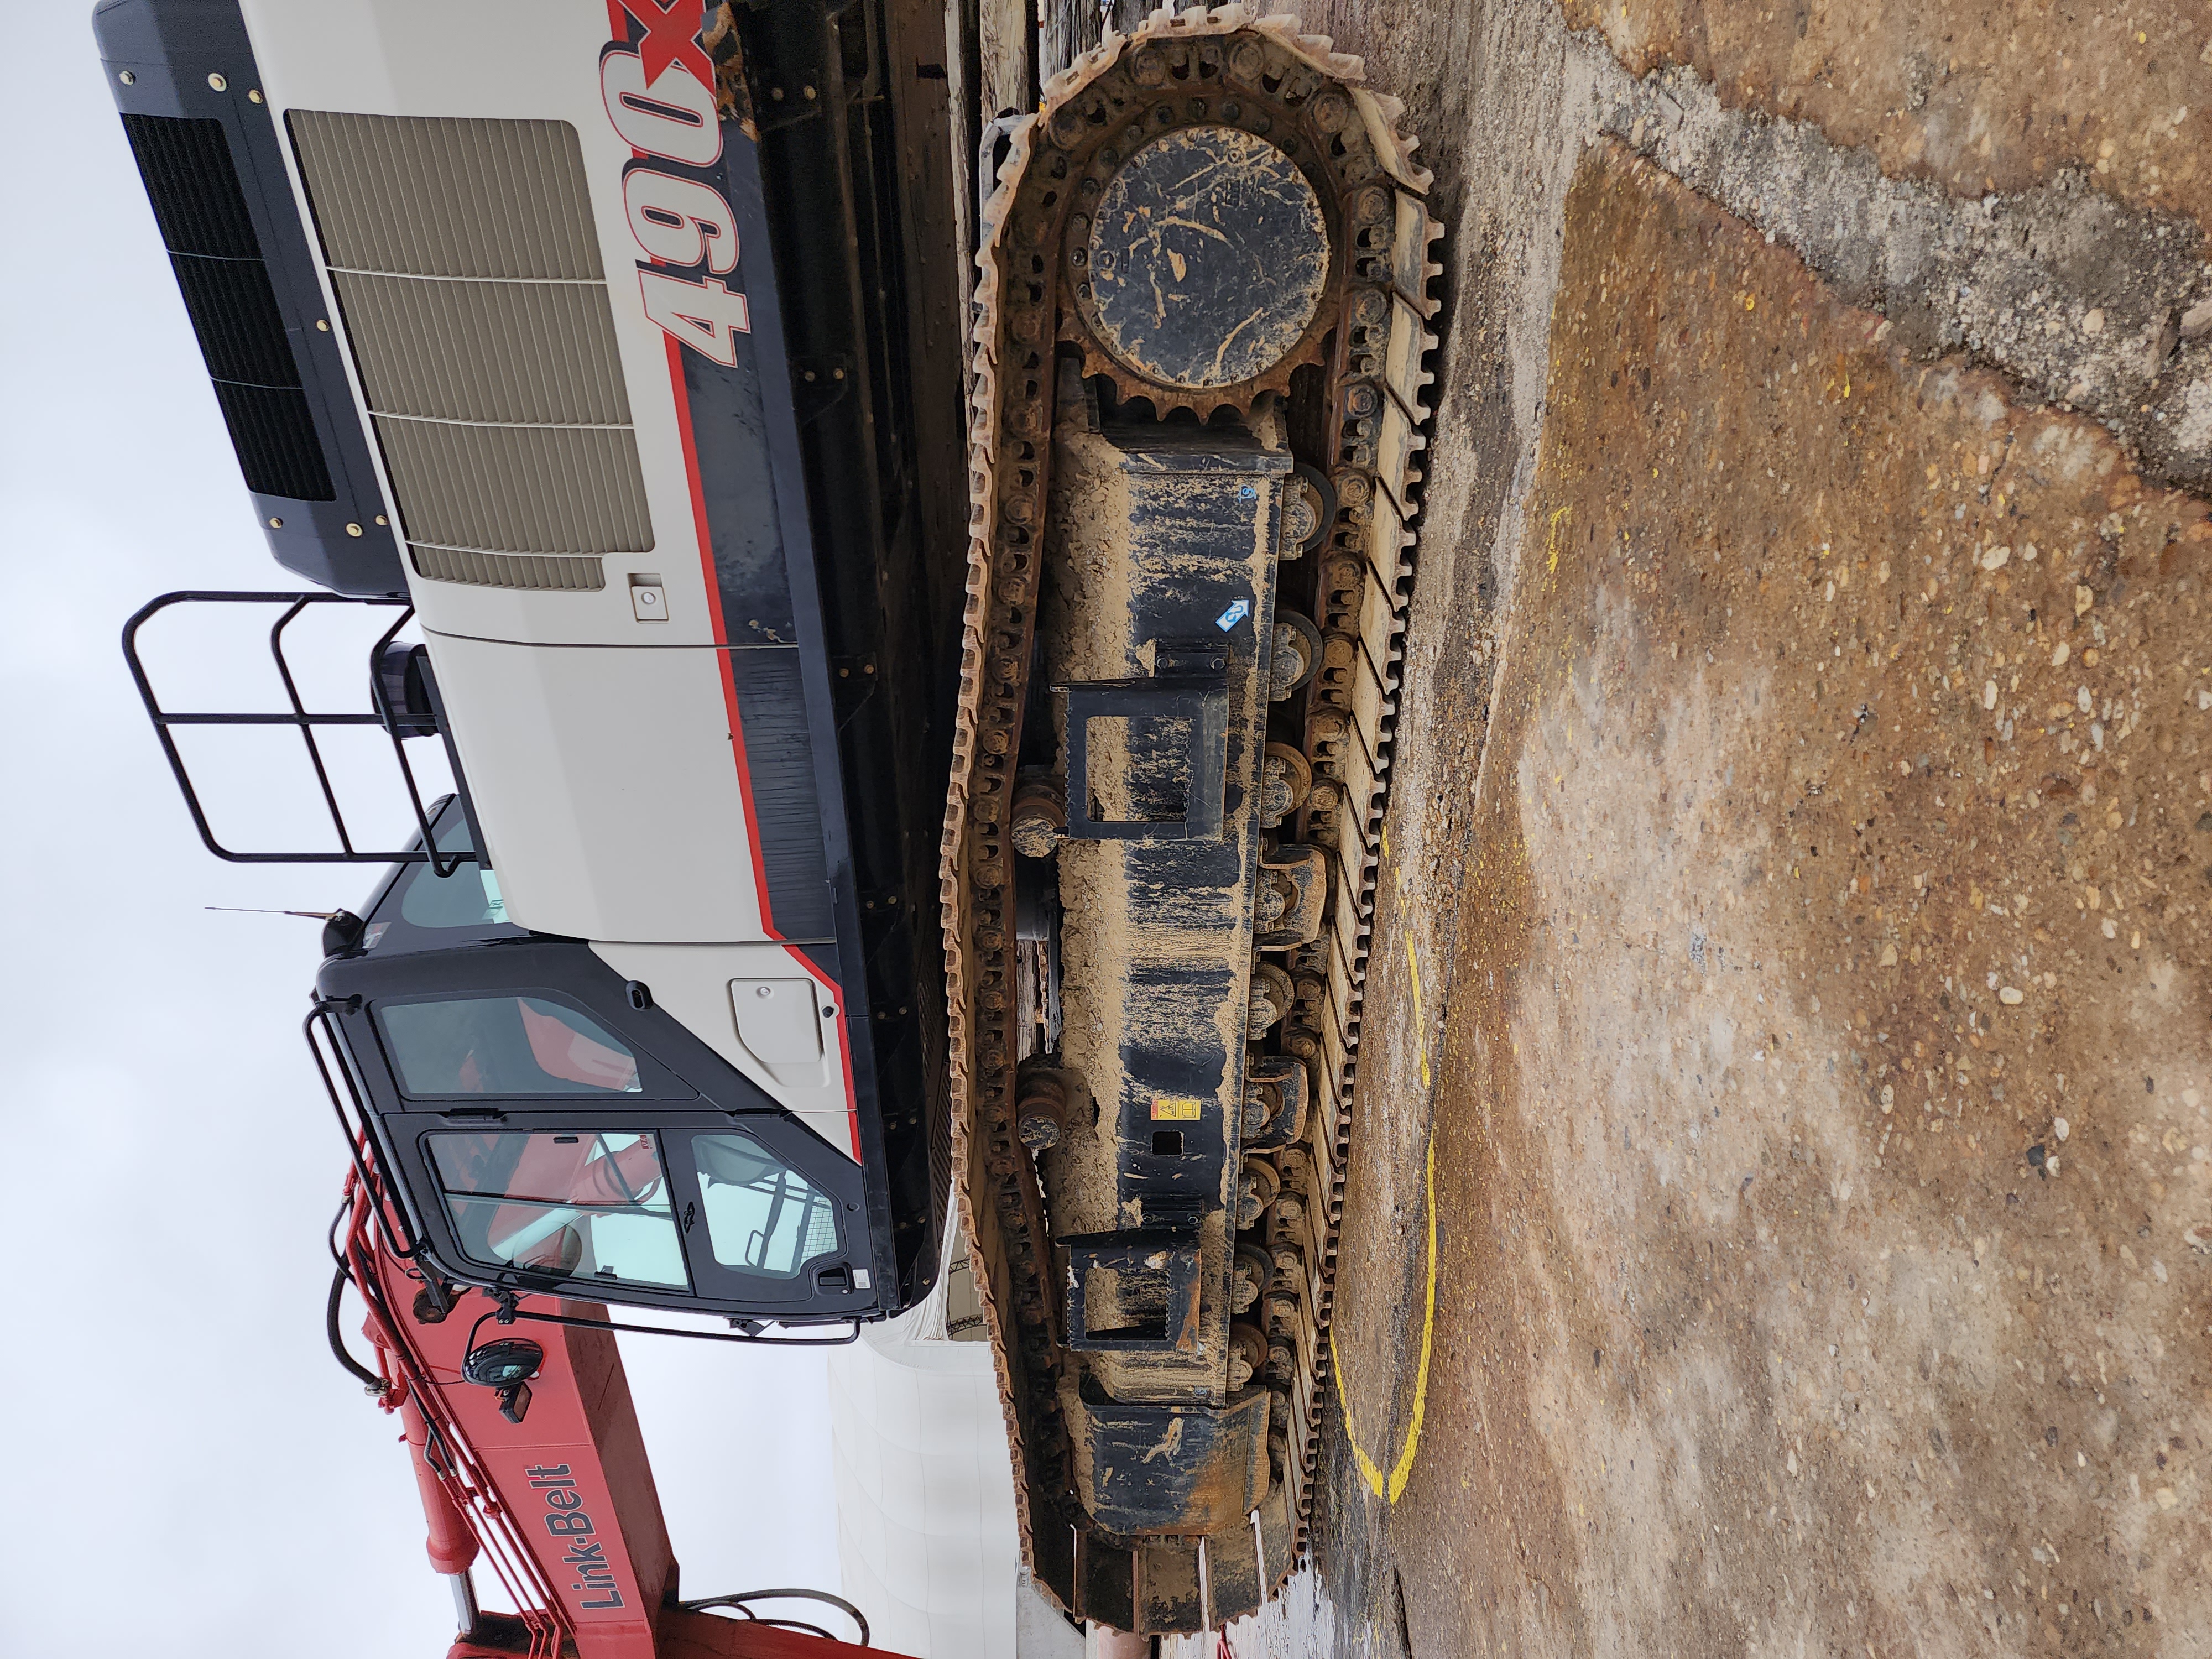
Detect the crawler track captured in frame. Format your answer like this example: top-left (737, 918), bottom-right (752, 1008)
top-left (938, 6), bottom-right (1441, 1631)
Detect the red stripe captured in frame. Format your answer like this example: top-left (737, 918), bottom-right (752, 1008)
top-left (620, 3), bottom-right (861, 1160)
top-left (664, 331), bottom-right (860, 1159)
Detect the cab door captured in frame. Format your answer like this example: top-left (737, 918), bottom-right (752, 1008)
top-left (397, 1117), bottom-right (867, 1314)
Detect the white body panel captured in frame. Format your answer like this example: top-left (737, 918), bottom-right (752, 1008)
top-left (237, 0), bottom-right (730, 651)
top-left (591, 941), bottom-right (857, 1159)
top-left (427, 634), bottom-right (768, 943)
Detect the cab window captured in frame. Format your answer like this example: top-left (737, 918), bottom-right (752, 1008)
top-left (693, 1131), bottom-right (839, 1279)
top-left (379, 997), bottom-right (641, 1096)
top-left (429, 1129), bottom-right (685, 1288)
top-left (371, 801), bottom-right (510, 934)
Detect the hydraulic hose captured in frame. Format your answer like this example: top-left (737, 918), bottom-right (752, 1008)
top-left (326, 1261), bottom-right (384, 1392)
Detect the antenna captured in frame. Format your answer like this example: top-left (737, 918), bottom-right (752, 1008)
top-left (205, 906), bottom-right (368, 954)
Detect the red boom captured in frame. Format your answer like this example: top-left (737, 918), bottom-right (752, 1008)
top-left (337, 1170), bottom-right (890, 1659)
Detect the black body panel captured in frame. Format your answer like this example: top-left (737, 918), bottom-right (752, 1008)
top-left (724, 1), bottom-right (963, 1310)
top-left (94, 0), bottom-right (405, 597)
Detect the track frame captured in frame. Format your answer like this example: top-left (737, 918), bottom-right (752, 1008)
top-left (940, 6), bottom-right (1443, 1633)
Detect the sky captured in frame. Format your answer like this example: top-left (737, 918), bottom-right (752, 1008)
top-left (0, 8), bottom-right (841, 1655)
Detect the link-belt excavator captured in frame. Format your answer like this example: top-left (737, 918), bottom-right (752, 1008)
top-left (100, 0), bottom-right (1439, 1645)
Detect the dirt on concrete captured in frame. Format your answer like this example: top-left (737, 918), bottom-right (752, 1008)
top-left (1562, 0), bottom-right (2212, 236)
top-left (1375, 138), bottom-right (2212, 1657)
top-left (1596, 64), bottom-right (2212, 493)
top-left (1163, 2), bottom-right (2212, 1656)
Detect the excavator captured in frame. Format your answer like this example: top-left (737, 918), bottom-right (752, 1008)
top-left (99, 0), bottom-right (1438, 1647)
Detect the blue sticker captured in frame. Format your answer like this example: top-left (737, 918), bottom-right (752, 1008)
top-left (1216, 597), bottom-right (1251, 631)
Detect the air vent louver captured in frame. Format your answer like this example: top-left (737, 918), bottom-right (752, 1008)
top-left (122, 112), bottom-right (258, 258)
top-left (289, 114), bottom-right (604, 280)
top-left (410, 546), bottom-right (606, 592)
top-left (289, 112), bottom-right (649, 590)
top-left (330, 274), bottom-right (633, 426)
top-left (122, 113), bottom-right (332, 501)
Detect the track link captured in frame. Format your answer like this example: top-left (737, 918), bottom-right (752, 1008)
top-left (939, 5), bottom-right (1441, 1631)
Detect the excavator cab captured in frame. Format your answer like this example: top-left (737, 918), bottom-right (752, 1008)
top-left (313, 799), bottom-right (884, 1327)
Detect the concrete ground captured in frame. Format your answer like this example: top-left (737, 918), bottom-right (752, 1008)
top-left (1188, 1), bottom-right (2212, 1654)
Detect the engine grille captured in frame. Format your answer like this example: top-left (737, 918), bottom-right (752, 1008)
top-left (288, 112), bottom-right (650, 589)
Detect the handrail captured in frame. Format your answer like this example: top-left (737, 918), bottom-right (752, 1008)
top-left (306, 1000), bottom-right (424, 1262)
top-left (121, 589), bottom-right (473, 872)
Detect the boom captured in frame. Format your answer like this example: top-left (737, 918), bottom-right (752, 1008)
top-left (337, 1163), bottom-right (886, 1658)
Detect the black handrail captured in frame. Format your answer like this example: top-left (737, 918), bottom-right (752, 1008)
top-left (305, 999), bottom-right (425, 1263)
top-left (121, 589), bottom-right (473, 872)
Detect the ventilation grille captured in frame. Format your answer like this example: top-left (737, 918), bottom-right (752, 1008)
top-left (289, 113), bottom-right (604, 280)
top-left (410, 546), bottom-right (606, 592)
top-left (330, 274), bottom-right (632, 425)
top-left (124, 112), bottom-right (258, 258)
top-left (288, 111), bottom-right (649, 588)
top-left (373, 421), bottom-right (651, 556)
top-left (122, 114), bottom-right (332, 501)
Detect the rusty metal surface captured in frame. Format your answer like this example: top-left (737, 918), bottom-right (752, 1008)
top-left (939, 3), bottom-right (1441, 1633)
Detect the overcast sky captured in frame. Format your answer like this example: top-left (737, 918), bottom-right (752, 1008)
top-left (0, 9), bottom-right (839, 1655)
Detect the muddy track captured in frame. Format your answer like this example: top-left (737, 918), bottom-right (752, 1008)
top-left (937, 4), bottom-right (1442, 1632)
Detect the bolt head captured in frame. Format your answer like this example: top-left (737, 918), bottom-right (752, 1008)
top-left (207, 72), bottom-right (227, 91)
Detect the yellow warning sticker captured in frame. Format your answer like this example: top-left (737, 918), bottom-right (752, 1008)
top-left (1150, 1095), bottom-right (1204, 1121)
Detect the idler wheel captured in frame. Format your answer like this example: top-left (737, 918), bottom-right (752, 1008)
top-left (1235, 1157), bottom-right (1281, 1228)
top-left (1232, 1244), bottom-right (1274, 1313)
top-left (1010, 773), bottom-right (1067, 859)
top-left (1269, 612), bottom-right (1323, 700)
top-left (1015, 1066), bottom-right (1071, 1152)
top-left (1228, 1321), bottom-right (1270, 1391)
top-left (1081, 124), bottom-right (1329, 391)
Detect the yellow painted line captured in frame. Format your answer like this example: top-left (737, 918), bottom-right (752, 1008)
top-left (1405, 933), bottom-right (1430, 1089)
top-left (1331, 825), bottom-right (1437, 1503)
top-left (1330, 1135), bottom-right (1437, 1503)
